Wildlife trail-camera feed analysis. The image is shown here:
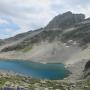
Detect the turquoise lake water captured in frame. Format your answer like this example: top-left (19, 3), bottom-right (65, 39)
top-left (0, 60), bottom-right (70, 80)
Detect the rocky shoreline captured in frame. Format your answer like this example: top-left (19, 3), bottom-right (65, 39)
top-left (0, 70), bottom-right (89, 90)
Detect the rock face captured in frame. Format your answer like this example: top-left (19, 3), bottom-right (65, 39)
top-left (45, 11), bottom-right (85, 30)
top-left (84, 60), bottom-right (90, 78)
top-left (85, 60), bottom-right (90, 71)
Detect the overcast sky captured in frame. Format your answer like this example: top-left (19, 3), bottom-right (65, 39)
top-left (0, 0), bottom-right (90, 39)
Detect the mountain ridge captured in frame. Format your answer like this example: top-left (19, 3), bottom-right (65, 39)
top-left (45, 11), bottom-right (85, 30)
top-left (0, 12), bottom-right (90, 62)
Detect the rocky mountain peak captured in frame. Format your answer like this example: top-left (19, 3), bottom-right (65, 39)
top-left (45, 11), bottom-right (85, 30)
top-left (62, 11), bottom-right (72, 16)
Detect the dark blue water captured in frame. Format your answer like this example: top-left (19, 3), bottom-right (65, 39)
top-left (0, 60), bottom-right (70, 80)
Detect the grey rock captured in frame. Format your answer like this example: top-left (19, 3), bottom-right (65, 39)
top-left (45, 11), bottom-right (85, 30)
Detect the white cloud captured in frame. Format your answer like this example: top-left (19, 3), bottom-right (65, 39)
top-left (0, 0), bottom-right (54, 31)
top-left (5, 28), bottom-right (23, 36)
top-left (0, 18), bottom-right (9, 24)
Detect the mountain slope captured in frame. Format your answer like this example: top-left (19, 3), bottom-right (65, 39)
top-left (0, 11), bottom-right (90, 81)
top-left (0, 11), bottom-right (90, 66)
top-left (0, 39), bottom-right (4, 45)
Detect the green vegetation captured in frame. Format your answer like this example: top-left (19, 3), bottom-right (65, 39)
top-left (0, 72), bottom-right (90, 90)
top-left (76, 79), bottom-right (90, 90)
top-left (21, 45), bottom-right (33, 52)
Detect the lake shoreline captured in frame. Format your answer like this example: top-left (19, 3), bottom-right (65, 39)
top-left (0, 57), bottom-right (86, 81)
top-left (0, 68), bottom-right (89, 90)
top-left (0, 58), bottom-right (65, 64)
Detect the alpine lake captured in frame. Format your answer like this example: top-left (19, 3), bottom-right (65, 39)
top-left (0, 59), bottom-right (70, 80)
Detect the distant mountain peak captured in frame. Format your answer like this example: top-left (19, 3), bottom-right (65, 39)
top-left (62, 11), bottom-right (72, 15)
top-left (45, 11), bottom-right (85, 30)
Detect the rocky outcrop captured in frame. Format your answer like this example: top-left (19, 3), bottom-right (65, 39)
top-left (45, 11), bottom-right (85, 30)
top-left (83, 60), bottom-right (90, 78)
top-left (85, 60), bottom-right (90, 71)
